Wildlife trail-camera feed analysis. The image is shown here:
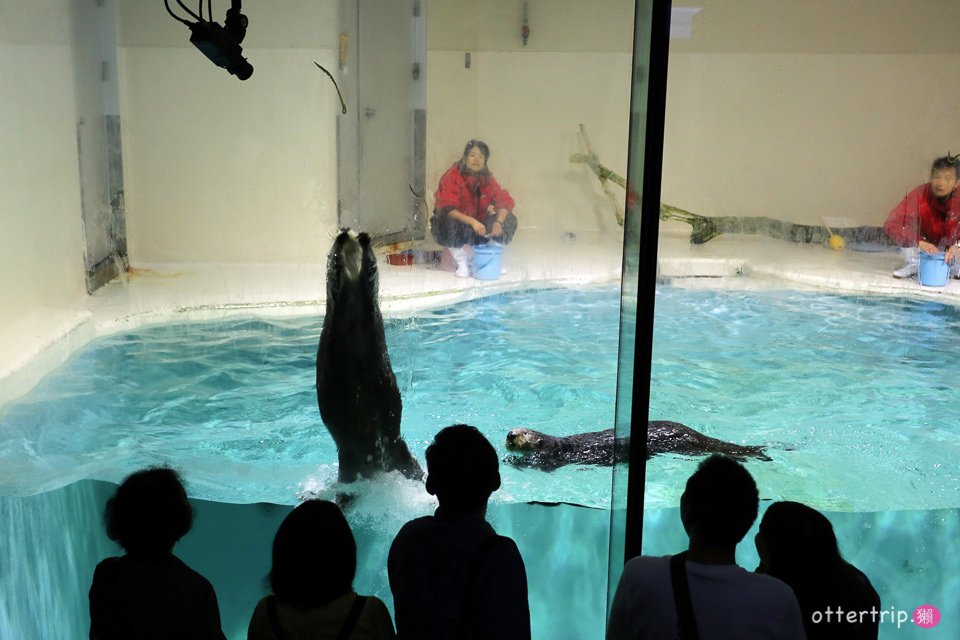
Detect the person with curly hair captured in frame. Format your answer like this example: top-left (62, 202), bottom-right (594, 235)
top-left (89, 466), bottom-right (226, 640)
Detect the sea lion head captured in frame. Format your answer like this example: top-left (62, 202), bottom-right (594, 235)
top-left (325, 229), bottom-right (379, 305)
top-left (505, 428), bottom-right (548, 453)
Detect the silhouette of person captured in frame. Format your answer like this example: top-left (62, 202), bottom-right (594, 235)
top-left (388, 424), bottom-right (530, 639)
top-left (247, 499), bottom-right (395, 639)
top-left (755, 501), bottom-right (881, 640)
top-left (430, 140), bottom-right (518, 277)
top-left (607, 454), bottom-right (805, 640)
top-left (89, 467), bottom-right (226, 640)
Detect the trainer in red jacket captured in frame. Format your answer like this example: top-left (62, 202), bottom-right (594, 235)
top-left (883, 155), bottom-right (960, 278)
top-left (431, 140), bottom-right (518, 248)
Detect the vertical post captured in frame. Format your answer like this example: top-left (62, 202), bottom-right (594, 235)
top-left (72, 0), bottom-right (126, 293)
top-left (411, 0), bottom-right (427, 237)
top-left (622, 0), bottom-right (671, 562)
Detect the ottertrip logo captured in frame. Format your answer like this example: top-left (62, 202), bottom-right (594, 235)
top-left (810, 604), bottom-right (940, 629)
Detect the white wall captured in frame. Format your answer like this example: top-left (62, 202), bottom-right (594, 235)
top-left (0, 1), bottom-right (89, 380)
top-left (663, 53), bottom-right (960, 227)
top-left (662, 0), bottom-right (960, 227)
top-left (117, 0), bottom-right (339, 264)
top-left (426, 0), bottom-right (636, 237)
top-left (7, 0), bottom-right (960, 383)
top-left (7, 1), bottom-right (960, 269)
top-left (116, 0), bottom-right (635, 263)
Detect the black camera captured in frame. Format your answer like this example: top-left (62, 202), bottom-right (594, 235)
top-left (169, 1), bottom-right (253, 80)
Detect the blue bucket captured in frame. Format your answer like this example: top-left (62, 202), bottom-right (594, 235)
top-left (918, 251), bottom-right (949, 287)
top-left (471, 244), bottom-right (503, 280)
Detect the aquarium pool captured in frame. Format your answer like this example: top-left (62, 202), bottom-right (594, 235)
top-left (2, 286), bottom-right (958, 511)
top-left (1, 286), bottom-right (959, 639)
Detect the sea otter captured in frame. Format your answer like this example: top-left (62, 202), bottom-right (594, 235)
top-left (504, 421), bottom-right (771, 471)
top-left (316, 229), bottom-right (423, 482)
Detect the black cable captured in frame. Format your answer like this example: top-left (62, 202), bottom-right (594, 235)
top-left (175, 0), bottom-right (202, 22)
top-left (207, 0), bottom-right (212, 22)
top-left (163, 0), bottom-right (192, 25)
top-left (314, 62), bottom-right (348, 114)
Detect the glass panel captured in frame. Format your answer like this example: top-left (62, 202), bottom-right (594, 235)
top-left (0, 1), bottom-right (643, 638)
top-left (650, 2), bottom-right (960, 638)
top-left (337, 0), bottom-right (424, 242)
top-left (607, 0), bottom-right (670, 610)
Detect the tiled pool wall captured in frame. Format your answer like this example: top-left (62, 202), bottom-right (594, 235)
top-left (2, 480), bottom-right (957, 639)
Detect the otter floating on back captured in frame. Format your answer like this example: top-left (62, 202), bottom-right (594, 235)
top-left (316, 229), bottom-right (422, 482)
top-left (505, 421), bottom-right (771, 471)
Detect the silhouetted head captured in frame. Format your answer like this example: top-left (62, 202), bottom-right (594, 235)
top-left (754, 501), bottom-right (880, 637)
top-left (425, 424), bottom-right (501, 513)
top-left (459, 139), bottom-right (490, 176)
top-left (755, 501), bottom-right (842, 577)
top-left (104, 467), bottom-right (193, 554)
top-left (680, 454), bottom-right (758, 546)
top-left (270, 500), bottom-right (356, 608)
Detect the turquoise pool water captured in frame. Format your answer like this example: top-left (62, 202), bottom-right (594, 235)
top-left (2, 287), bottom-right (957, 510)
top-left (649, 290), bottom-right (960, 512)
top-left (0, 287), bottom-right (621, 506)
top-left (1, 286), bottom-right (958, 638)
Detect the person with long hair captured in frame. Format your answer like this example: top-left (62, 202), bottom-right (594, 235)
top-left (430, 139), bottom-right (518, 277)
top-left (247, 499), bottom-right (395, 639)
top-left (755, 501), bottom-right (881, 640)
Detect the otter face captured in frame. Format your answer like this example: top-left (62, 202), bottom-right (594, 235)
top-left (505, 428), bottom-right (546, 453)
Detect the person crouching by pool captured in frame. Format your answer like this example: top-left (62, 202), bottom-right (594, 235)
top-left (89, 467), bottom-right (227, 640)
top-left (430, 139), bottom-right (518, 277)
top-left (883, 154), bottom-right (960, 279)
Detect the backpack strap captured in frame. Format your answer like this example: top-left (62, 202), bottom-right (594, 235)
top-left (265, 595), bottom-right (286, 640)
top-left (335, 595), bottom-right (367, 640)
top-left (670, 552), bottom-right (700, 640)
top-left (456, 535), bottom-right (505, 640)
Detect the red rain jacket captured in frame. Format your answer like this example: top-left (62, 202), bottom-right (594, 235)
top-left (434, 163), bottom-right (515, 221)
top-left (883, 183), bottom-right (960, 248)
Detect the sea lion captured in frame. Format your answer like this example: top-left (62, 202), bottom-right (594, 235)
top-left (316, 229), bottom-right (423, 482)
top-left (504, 421), bottom-right (772, 471)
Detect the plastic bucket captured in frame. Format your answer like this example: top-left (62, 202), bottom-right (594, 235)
top-left (386, 251), bottom-right (415, 266)
top-left (918, 251), bottom-right (950, 287)
top-left (471, 244), bottom-right (503, 280)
